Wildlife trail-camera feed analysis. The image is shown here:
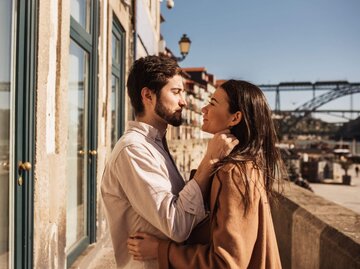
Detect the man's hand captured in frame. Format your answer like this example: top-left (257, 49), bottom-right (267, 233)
top-left (205, 129), bottom-right (239, 164)
top-left (127, 232), bottom-right (160, 261)
top-left (194, 129), bottom-right (239, 196)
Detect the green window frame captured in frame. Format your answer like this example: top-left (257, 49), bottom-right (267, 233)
top-left (111, 16), bottom-right (126, 147)
top-left (13, 0), bottom-right (37, 268)
top-left (67, 0), bottom-right (99, 267)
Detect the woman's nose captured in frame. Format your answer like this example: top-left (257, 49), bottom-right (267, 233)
top-left (201, 106), bottom-right (207, 113)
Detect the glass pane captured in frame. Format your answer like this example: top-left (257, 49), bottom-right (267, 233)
top-left (66, 40), bottom-right (89, 250)
top-left (0, 0), bottom-right (12, 267)
top-left (112, 33), bottom-right (116, 62)
top-left (71, 0), bottom-right (91, 32)
top-left (112, 33), bottom-right (120, 64)
top-left (111, 75), bottom-right (119, 148)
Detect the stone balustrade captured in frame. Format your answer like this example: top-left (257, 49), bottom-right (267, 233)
top-left (272, 183), bottom-right (360, 269)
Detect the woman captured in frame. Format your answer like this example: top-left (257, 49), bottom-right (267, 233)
top-left (127, 80), bottom-right (286, 269)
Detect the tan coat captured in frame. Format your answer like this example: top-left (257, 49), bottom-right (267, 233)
top-left (158, 163), bottom-right (282, 269)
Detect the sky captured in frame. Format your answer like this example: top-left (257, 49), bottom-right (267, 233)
top-left (160, 0), bottom-right (360, 122)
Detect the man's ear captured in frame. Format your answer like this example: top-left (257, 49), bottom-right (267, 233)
top-left (229, 111), bottom-right (242, 127)
top-left (141, 87), bottom-right (154, 105)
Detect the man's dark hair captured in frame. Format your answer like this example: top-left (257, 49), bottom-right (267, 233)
top-left (127, 55), bottom-right (182, 116)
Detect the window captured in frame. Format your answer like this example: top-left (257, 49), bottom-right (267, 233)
top-left (66, 0), bottom-right (98, 266)
top-left (110, 16), bottom-right (125, 148)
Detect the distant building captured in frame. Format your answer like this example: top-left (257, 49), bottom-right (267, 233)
top-left (161, 67), bottom-right (218, 178)
top-left (334, 116), bottom-right (360, 141)
top-left (181, 67), bottom-right (217, 140)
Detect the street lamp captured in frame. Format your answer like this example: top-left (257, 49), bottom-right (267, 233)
top-left (174, 34), bottom-right (191, 62)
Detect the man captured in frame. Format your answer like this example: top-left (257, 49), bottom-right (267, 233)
top-left (101, 56), bottom-right (237, 268)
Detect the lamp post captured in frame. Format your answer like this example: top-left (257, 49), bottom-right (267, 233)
top-left (173, 34), bottom-right (191, 62)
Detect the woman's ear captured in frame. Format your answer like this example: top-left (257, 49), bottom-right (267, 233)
top-left (229, 111), bottom-right (242, 127)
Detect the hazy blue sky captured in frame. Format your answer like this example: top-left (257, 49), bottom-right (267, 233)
top-left (161, 0), bottom-right (360, 121)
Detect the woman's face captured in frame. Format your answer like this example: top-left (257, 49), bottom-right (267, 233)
top-left (201, 87), bottom-right (238, 134)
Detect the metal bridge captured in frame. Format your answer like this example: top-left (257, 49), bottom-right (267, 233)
top-left (258, 81), bottom-right (360, 132)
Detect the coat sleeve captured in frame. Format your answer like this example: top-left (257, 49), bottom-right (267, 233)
top-left (158, 166), bottom-right (261, 269)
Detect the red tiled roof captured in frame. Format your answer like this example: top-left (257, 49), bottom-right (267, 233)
top-left (182, 67), bottom-right (206, 72)
top-left (215, 79), bottom-right (227, 87)
top-left (181, 70), bottom-right (191, 79)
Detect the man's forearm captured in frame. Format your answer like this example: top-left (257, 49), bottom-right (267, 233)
top-left (193, 157), bottom-right (213, 197)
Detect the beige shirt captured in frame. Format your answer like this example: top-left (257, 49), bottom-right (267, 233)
top-left (101, 121), bottom-right (206, 269)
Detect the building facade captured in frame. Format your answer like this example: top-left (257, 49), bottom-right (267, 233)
top-left (0, 0), bottom-right (223, 267)
top-left (0, 0), bottom-right (162, 268)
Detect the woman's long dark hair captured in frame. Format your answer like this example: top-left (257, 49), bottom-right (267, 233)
top-left (215, 80), bottom-right (286, 215)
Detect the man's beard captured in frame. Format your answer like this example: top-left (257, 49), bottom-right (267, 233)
top-left (155, 99), bottom-right (183, 127)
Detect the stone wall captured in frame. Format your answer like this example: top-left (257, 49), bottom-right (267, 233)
top-left (271, 183), bottom-right (360, 269)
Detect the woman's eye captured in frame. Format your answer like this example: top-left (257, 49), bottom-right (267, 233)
top-left (208, 101), bottom-right (215, 106)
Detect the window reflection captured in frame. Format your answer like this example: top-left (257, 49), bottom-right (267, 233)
top-left (111, 75), bottom-right (119, 148)
top-left (111, 23), bottom-right (124, 148)
top-left (112, 34), bottom-right (120, 65)
top-left (66, 40), bottom-right (88, 250)
top-left (71, 0), bottom-right (91, 32)
top-left (112, 34), bottom-right (116, 63)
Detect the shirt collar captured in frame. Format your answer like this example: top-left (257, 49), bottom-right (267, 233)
top-left (127, 121), bottom-right (166, 141)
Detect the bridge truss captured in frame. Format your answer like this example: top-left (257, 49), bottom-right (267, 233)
top-left (258, 81), bottom-right (360, 134)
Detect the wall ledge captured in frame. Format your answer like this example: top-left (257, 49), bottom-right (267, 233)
top-left (272, 183), bottom-right (360, 269)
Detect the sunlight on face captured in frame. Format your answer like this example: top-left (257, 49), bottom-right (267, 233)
top-left (154, 75), bottom-right (187, 126)
top-left (201, 88), bottom-right (235, 134)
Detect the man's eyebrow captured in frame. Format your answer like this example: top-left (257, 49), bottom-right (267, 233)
top-left (211, 97), bottom-right (219, 103)
top-left (172, 87), bottom-right (185, 92)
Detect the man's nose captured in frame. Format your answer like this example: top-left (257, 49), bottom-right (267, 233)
top-left (179, 93), bottom-right (187, 106)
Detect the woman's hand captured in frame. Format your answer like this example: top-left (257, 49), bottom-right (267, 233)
top-left (127, 232), bottom-right (160, 261)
